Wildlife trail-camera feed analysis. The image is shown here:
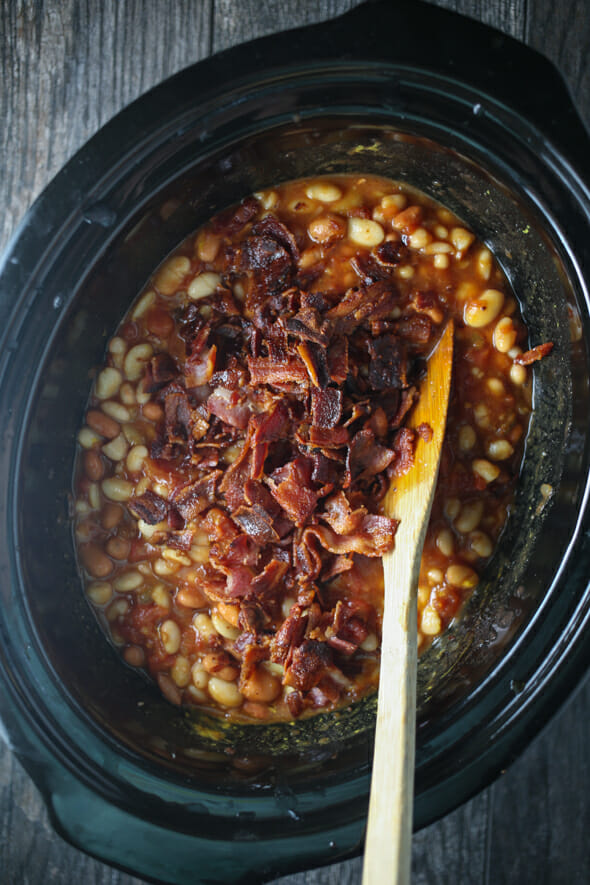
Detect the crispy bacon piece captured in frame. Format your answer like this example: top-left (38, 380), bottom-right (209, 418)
top-left (150, 385), bottom-right (194, 460)
top-left (247, 355), bottom-right (309, 387)
top-left (327, 337), bottom-right (349, 384)
top-left (326, 599), bottom-right (372, 656)
top-left (207, 388), bottom-right (251, 429)
top-left (144, 353), bottom-right (179, 393)
top-left (250, 558), bottom-right (289, 598)
top-left (296, 341), bottom-right (330, 388)
top-left (252, 401), bottom-right (290, 444)
top-left (327, 281), bottom-right (398, 330)
top-left (242, 215), bottom-right (299, 300)
top-left (394, 315), bottom-right (432, 345)
top-left (232, 504), bottom-right (279, 544)
top-left (514, 342), bottom-right (554, 365)
top-left (295, 530), bottom-right (324, 582)
top-left (172, 471), bottom-right (221, 522)
top-left (185, 344), bottom-right (217, 387)
top-left (271, 604), bottom-right (307, 665)
top-left (367, 334), bottom-right (409, 389)
top-left (128, 489), bottom-right (169, 525)
top-left (304, 519), bottom-right (397, 558)
top-left (347, 429), bottom-right (396, 480)
top-left (304, 492), bottom-right (398, 557)
top-left (284, 307), bottom-right (329, 345)
top-left (308, 425), bottom-right (350, 449)
top-left (210, 195), bottom-right (260, 236)
top-left (269, 457), bottom-right (318, 526)
top-left (285, 640), bottom-right (333, 692)
top-left (391, 427), bottom-right (417, 476)
top-left (311, 387), bottom-right (343, 428)
top-left (417, 422), bottom-right (433, 442)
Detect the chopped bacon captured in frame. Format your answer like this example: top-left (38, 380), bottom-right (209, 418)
top-left (390, 387), bottom-right (418, 428)
top-left (172, 471), bottom-right (221, 522)
top-left (391, 427), bottom-right (417, 476)
top-left (241, 215), bottom-right (299, 300)
top-left (271, 604), bottom-right (307, 665)
top-left (285, 640), bottom-right (333, 692)
top-left (394, 315), bottom-right (432, 345)
top-left (308, 425), bottom-right (350, 448)
top-left (210, 195), bottom-right (260, 236)
top-left (347, 429), bottom-right (396, 480)
top-left (305, 494), bottom-right (398, 557)
top-left (296, 341), bottom-right (330, 388)
top-left (220, 534), bottom-right (260, 567)
top-left (250, 558), bottom-right (289, 598)
top-left (163, 386), bottom-right (193, 444)
top-left (128, 489), bottom-right (169, 525)
top-left (252, 401), bottom-right (290, 444)
top-left (144, 353), bottom-right (179, 392)
top-left (269, 457), bottom-right (318, 526)
top-left (113, 186), bottom-right (459, 719)
top-left (247, 355), bottom-right (309, 387)
top-left (327, 336), bottom-right (349, 384)
top-left (185, 343), bottom-right (217, 387)
top-left (232, 503), bottom-right (279, 544)
top-left (295, 531), bottom-right (324, 581)
top-left (367, 334), bottom-right (409, 389)
top-left (417, 422), bottom-right (433, 442)
top-left (326, 599), bottom-right (372, 656)
top-left (311, 387), bottom-right (343, 428)
top-left (284, 307), bottom-right (329, 345)
top-left (514, 342), bottom-right (554, 365)
top-left (207, 388), bottom-right (251, 429)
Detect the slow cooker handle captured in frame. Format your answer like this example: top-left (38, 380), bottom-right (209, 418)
top-left (310, 0), bottom-right (590, 181)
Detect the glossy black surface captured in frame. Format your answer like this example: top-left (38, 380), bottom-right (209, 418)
top-left (1, 2), bottom-right (590, 883)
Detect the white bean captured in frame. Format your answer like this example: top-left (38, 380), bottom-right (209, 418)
top-left (160, 619), bottom-right (181, 654)
top-left (95, 367), bottom-right (122, 400)
top-left (347, 217), bottom-right (385, 248)
top-left (153, 255), bottom-right (191, 296)
top-left (464, 289), bottom-right (505, 328)
top-left (305, 181), bottom-right (342, 202)
top-left (114, 571), bottom-right (143, 592)
top-left (208, 676), bottom-right (243, 708)
top-left (126, 445), bottom-right (148, 473)
top-left (101, 477), bottom-right (134, 502)
top-left (124, 343), bottom-right (153, 381)
top-left (472, 459), bottom-right (501, 483)
top-left (102, 433), bottom-right (129, 462)
top-left (188, 272), bottom-right (222, 301)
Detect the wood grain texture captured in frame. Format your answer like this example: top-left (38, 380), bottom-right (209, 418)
top-left (0, 0), bottom-right (212, 257)
top-left (363, 323), bottom-right (453, 885)
top-left (424, 0), bottom-right (525, 38)
top-left (526, 0), bottom-right (590, 129)
top-left (1, 1), bottom-right (590, 884)
top-left (212, 0), bottom-right (364, 52)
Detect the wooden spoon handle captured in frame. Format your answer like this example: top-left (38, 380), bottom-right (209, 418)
top-left (363, 321), bottom-right (454, 885)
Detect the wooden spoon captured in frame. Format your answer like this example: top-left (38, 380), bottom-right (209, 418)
top-left (362, 320), bottom-right (454, 885)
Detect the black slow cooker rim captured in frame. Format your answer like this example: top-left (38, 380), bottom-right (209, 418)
top-left (0, 2), bottom-right (590, 878)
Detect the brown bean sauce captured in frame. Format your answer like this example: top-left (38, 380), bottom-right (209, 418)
top-left (73, 174), bottom-right (543, 723)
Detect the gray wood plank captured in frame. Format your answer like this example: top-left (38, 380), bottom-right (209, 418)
top-left (485, 675), bottom-right (590, 885)
top-left (0, 0), bottom-right (213, 258)
top-left (425, 0), bottom-right (525, 39)
top-left (212, 0), bottom-right (364, 53)
top-left (526, 0), bottom-right (590, 128)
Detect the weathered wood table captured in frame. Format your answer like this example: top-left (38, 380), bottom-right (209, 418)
top-left (1, 1), bottom-right (589, 882)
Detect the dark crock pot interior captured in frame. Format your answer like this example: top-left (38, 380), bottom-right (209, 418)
top-left (15, 116), bottom-right (587, 769)
top-left (2, 3), bottom-right (590, 880)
